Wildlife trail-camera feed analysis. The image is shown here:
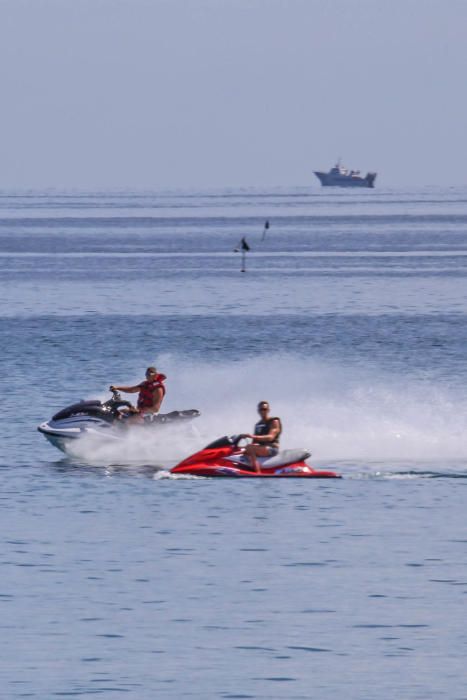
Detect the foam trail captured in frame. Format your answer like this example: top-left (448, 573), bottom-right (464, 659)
top-left (68, 354), bottom-right (467, 467)
top-left (66, 422), bottom-right (202, 466)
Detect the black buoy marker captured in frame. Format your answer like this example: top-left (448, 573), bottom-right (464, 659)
top-left (240, 237), bottom-right (250, 272)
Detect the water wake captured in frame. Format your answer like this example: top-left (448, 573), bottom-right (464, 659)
top-left (62, 354), bottom-right (467, 470)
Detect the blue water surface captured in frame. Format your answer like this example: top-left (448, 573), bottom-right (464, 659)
top-left (1, 187), bottom-right (466, 698)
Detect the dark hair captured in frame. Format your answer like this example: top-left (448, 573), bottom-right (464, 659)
top-left (146, 366), bottom-right (157, 375)
top-left (257, 401), bottom-right (269, 409)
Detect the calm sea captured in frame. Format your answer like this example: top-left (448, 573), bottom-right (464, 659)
top-left (1, 187), bottom-right (466, 698)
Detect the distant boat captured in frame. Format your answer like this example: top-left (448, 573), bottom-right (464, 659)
top-left (314, 161), bottom-right (377, 188)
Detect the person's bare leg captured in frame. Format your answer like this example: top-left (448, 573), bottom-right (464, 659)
top-left (245, 445), bottom-right (269, 473)
top-left (120, 410), bottom-right (144, 426)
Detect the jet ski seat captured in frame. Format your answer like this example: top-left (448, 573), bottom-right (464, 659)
top-left (260, 449), bottom-right (311, 468)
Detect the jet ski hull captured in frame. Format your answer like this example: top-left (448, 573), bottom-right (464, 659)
top-left (38, 393), bottom-right (200, 454)
top-left (37, 420), bottom-right (120, 452)
top-left (171, 436), bottom-right (341, 478)
top-left (172, 464), bottom-right (340, 478)
top-left (38, 425), bottom-right (79, 453)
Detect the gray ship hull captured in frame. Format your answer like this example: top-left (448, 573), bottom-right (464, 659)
top-left (314, 171), bottom-right (377, 188)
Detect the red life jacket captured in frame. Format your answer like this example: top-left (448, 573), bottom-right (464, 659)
top-left (137, 373), bottom-right (166, 410)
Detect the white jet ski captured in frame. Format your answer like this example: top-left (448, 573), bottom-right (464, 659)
top-left (38, 390), bottom-right (200, 453)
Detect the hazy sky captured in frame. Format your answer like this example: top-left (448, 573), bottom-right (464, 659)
top-left (1, 0), bottom-right (466, 189)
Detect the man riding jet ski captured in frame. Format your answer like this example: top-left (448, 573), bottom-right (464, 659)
top-left (171, 400), bottom-right (339, 478)
top-left (38, 376), bottom-right (200, 453)
top-left (170, 435), bottom-right (340, 478)
top-left (170, 401), bottom-right (340, 478)
top-left (242, 400), bottom-right (282, 472)
top-left (109, 366), bottom-right (166, 423)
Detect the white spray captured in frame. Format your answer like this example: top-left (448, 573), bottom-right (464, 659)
top-left (67, 354), bottom-right (467, 467)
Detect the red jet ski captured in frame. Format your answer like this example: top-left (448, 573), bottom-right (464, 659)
top-left (170, 435), bottom-right (341, 478)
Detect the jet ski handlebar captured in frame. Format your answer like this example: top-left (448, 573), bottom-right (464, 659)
top-left (104, 390), bottom-right (135, 412)
top-left (231, 434), bottom-right (250, 447)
